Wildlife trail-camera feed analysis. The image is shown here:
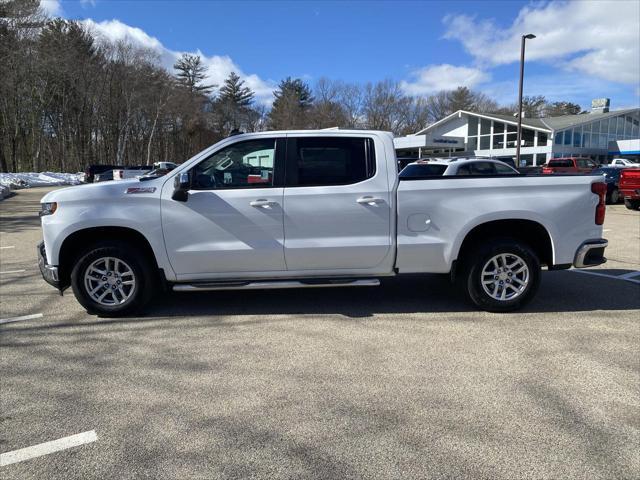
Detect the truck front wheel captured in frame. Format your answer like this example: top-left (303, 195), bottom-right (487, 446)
top-left (461, 239), bottom-right (540, 312)
top-left (70, 241), bottom-right (155, 317)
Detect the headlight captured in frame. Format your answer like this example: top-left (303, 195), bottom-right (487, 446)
top-left (39, 202), bottom-right (58, 216)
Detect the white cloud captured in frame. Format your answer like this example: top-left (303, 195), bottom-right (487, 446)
top-left (443, 0), bottom-right (640, 84)
top-left (81, 19), bottom-right (275, 104)
top-left (400, 64), bottom-right (490, 95)
top-left (40, 0), bottom-right (62, 16)
top-left (80, 0), bottom-right (98, 7)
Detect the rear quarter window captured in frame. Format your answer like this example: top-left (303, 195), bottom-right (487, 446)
top-left (399, 164), bottom-right (447, 178)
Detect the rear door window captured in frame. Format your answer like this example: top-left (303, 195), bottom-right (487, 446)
top-left (494, 163), bottom-right (518, 174)
top-left (399, 164), bottom-right (447, 178)
top-left (286, 137), bottom-right (375, 187)
top-left (470, 162), bottom-right (496, 175)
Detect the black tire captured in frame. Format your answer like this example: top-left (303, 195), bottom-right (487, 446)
top-left (624, 199), bottom-right (640, 210)
top-left (459, 238), bottom-right (541, 313)
top-left (70, 241), bottom-right (156, 317)
top-left (606, 188), bottom-right (620, 205)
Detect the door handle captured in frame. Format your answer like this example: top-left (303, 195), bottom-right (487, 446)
top-left (357, 196), bottom-right (384, 205)
top-left (250, 199), bottom-right (277, 208)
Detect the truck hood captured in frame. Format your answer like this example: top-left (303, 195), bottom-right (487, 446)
top-left (40, 178), bottom-right (161, 203)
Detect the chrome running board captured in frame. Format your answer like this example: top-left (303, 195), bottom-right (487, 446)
top-left (172, 278), bottom-right (380, 292)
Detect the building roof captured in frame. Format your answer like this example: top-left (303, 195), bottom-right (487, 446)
top-left (538, 107), bottom-right (638, 131)
top-left (415, 107), bottom-right (640, 135)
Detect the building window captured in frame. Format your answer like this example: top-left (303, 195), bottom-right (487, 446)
top-left (616, 116), bottom-right (624, 137)
top-left (538, 132), bottom-right (548, 146)
top-left (600, 119), bottom-right (608, 133)
top-left (563, 130), bottom-right (572, 145)
top-left (519, 154), bottom-right (534, 166)
top-left (599, 133), bottom-right (608, 148)
top-left (468, 137), bottom-right (478, 150)
top-left (494, 122), bottom-right (504, 134)
top-left (480, 136), bottom-right (490, 150)
top-left (573, 127), bottom-right (581, 147)
top-left (523, 129), bottom-right (535, 147)
top-left (555, 131), bottom-right (563, 145)
top-left (492, 133), bottom-right (505, 149)
top-left (480, 118), bottom-right (491, 135)
top-left (624, 116), bottom-right (633, 136)
top-left (468, 117), bottom-right (478, 136)
top-left (583, 132), bottom-right (590, 148)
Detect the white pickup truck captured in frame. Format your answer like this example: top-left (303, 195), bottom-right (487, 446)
top-left (38, 130), bottom-right (608, 316)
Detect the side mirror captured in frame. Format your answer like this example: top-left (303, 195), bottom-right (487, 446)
top-left (172, 172), bottom-right (190, 202)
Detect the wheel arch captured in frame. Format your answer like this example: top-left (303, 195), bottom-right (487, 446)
top-left (58, 226), bottom-right (159, 289)
top-left (454, 219), bottom-right (555, 270)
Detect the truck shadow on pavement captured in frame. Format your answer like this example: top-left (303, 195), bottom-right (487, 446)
top-left (140, 270), bottom-right (640, 319)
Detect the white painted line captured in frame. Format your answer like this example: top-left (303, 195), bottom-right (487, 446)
top-left (570, 269), bottom-right (640, 284)
top-left (617, 271), bottom-right (640, 280)
top-left (0, 313), bottom-right (43, 325)
top-left (0, 246), bottom-right (15, 249)
top-left (603, 229), bottom-right (612, 232)
top-left (0, 430), bottom-right (97, 467)
top-left (0, 270), bottom-right (26, 275)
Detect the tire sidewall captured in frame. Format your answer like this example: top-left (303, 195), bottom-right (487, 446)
top-left (607, 188), bottom-right (619, 205)
top-left (465, 239), bottom-right (541, 312)
top-left (71, 242), bottom-right (154, 316)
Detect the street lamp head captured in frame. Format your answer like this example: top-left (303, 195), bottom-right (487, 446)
top-left (523, 34), bottom-right (536, 39)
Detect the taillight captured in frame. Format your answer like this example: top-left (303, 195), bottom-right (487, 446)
top-left (591, 182), bottom-right (607, 225)
top-left (542, 167), bottom-right (552, 174)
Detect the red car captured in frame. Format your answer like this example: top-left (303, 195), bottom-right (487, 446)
top-left (542, 157), bottom-right (598, 174)
top-left (619, 168), bottom-right (640, 210)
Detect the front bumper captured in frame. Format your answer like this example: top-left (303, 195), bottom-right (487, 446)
top-left (573, 239), bottom-right (608, 268)
top-left (37, 241), bottom-right (61, 289)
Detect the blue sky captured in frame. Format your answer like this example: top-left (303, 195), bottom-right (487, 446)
top-left (48, 0), bottom-right (640, 110)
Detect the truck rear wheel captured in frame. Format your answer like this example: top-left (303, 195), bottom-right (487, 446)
top-left (460, 238), bottom-right (540, 312)
top-left (70, 241), bottom-right (155, 317)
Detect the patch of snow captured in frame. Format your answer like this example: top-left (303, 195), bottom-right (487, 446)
top-left (0, 172), bottom-right (83, 191)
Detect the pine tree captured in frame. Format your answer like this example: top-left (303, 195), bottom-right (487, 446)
top-left (268, 77), bottom-right (314, 129)
top-left (173, 53), bottom-right (214, 95)
top-left (218, 71), bottom-right (254, 107)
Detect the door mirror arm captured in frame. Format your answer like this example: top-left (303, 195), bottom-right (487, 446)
top-left (172, 172), bottom-right (190, 202)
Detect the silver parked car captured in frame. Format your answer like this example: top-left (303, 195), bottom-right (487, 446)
top-left (399, 157), bottom-right (520, 178)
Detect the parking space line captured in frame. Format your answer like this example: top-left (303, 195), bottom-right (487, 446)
top-left (0, 313), bottom-right (44, 325)
top-left (0, 430), bottom-right (97, 467)
top-left (0, 246), bottom-right (15, 249)
top-left (0, 269), bottom-right (26, 275)
top-left (570, 269), bottom-right (640, 284)
top-left (617, 271), bottom-right (640, 280)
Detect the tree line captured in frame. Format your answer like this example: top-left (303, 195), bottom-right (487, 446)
top-left (0, 0), bottom-right (582, 173)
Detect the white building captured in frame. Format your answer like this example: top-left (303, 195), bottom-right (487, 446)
top-left (395, 102), bottom-right (640, 166)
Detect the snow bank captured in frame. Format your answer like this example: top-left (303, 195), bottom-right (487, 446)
top-left (0, 172), bottom-right (83, 190)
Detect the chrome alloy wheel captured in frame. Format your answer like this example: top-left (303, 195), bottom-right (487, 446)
top-left (481, 253), bottom-right (529, 301)
top-left (83, 257), bottom-right (136, 306)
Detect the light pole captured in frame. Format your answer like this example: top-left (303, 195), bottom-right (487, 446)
top-left (516, 33), bottom-right (536, 167)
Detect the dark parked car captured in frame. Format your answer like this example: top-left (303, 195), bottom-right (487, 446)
top-left (592, 167), bottom-right (623, 204)
top-left (94, 170), bottom-right (115, 182)
top-left (83, 164), bottom-right (122, 183)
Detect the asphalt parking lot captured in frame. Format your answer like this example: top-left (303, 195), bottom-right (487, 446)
top-left (1, 187), bottom-right (639, 479)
